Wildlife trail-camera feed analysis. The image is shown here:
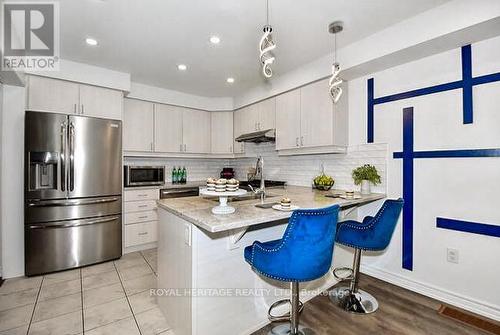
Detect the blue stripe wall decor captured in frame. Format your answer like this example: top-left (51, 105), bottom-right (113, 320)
top-left (437, 218), bottom-right (500, 238)
top-left (367, 44), bottom-right (500, 271)
top-left (367, 44), bottom-right (500, 143)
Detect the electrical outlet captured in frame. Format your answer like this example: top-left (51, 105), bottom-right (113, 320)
top-left (447, 248), bottom-right (459, 264)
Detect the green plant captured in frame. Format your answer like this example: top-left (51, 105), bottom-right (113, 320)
top-left (352, 164), bottom-right (381, 185)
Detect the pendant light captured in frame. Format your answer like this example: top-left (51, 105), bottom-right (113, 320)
top-left (259, 0), bottom-right (276, 78)
top-left (328, 21), bottom-right (343, 103)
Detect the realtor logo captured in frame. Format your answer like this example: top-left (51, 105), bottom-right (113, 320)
top-left (2, 2), bottom-right (59, 71)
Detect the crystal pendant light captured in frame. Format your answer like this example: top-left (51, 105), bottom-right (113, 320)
top-left (259, 0), bottom-right (276, 78)
top-left (328, 21), bottom-right (343, 103)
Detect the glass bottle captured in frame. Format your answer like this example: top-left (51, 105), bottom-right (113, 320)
top-left (172, 166), bottom-right (177, 184)
top-left (181, 166), bottom-right (187, 184)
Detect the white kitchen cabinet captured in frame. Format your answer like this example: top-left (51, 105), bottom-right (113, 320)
top-left (79, 84), bottom-right (123, 120)
top-left (276, 89), bottom-right (301, 150)
top-left (154, 103), bottom-right (183, 153)
top-left (256, 98), bottom-right (276, 130)
top-left (211, 112), bottom-right (233, 154)
top-left (275, 79), bottom-right (347, 154)
top-left (123, 98), bottom-right (154, 152)
top-left (233, 109), bottom-right (246, 154)
top-left (27, 76), bottom-right (80, 114)
top-left (124, 188), bottom-right (159, 251)
top-left (27, 75), bottom-right (123, 120)
top-left (182, 108), bottom-right (211, 154)
top-left (300, 79), bottom-right (333, 147)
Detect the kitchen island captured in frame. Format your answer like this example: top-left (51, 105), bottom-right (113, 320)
top-left (156, 186), bottom-right (385, 335)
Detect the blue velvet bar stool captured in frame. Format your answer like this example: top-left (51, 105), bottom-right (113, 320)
top-left (245, 205), bottom-right (340, 335)
top-left (329, 198), bottom-right (404, 314)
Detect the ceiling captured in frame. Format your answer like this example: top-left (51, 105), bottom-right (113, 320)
top-left (57, 0), bottom-right (450, 97)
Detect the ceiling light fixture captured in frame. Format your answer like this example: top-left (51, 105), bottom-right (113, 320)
top-left (226, 77), bottom-right (235, 83)
top-left (85, 38), bottom-right (98, 46)
top-left (210, 36), bottom-right (221, 44)
top-left (259, 0), bottom-right (276, 79)
top-left (177, 64), bottom-right (187, 71)
top-left (328, 21), bottom-right (343, 103)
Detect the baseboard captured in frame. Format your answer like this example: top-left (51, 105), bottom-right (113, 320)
top-left (123, 242), bottom-right (158, 254)
top-left (361, 264), bottom-right (500, 321)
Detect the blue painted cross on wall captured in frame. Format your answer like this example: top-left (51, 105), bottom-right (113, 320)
top-left (367, 45), bottom-right (500, 271)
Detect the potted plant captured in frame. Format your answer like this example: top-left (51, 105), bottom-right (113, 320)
top-left (352, 164), bottom-right (381, 195)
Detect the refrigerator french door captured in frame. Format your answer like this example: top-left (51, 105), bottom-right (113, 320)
top-left (25, 111), bottom-right (123, 276)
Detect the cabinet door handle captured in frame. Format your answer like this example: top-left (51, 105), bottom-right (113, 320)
top-left (258, 122), bottom-right (261, 130)
top-left (73, 104), bottom-right (77, 114)
top-left (180, 144), bottom-right (183, 152)
top-left (300, 136), bottom-right (304, 146)
top-left (229, 145), bottom-right (233, 153)
top-left (138, 216), bottom-right (148, 219)
top-left (138, 232), bottom-right (148, 236)
top-left (81, 104), bottom-right (84, 115)
top-left (184, 144), bottom-right (187, 152)
top-left (296, 137), bottom-right (299, 147)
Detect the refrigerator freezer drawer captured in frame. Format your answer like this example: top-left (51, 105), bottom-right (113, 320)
top-left (25, 215), bottom-right (122, 276)
top-left (25, 196), bottom-right (122, 224)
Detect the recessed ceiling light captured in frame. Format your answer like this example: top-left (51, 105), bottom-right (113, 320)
top-left (85, 38), bottom-right (98, 46)
top-left (210, 36), bottom-right (221, 44)
top-left (226, 77), bottom-right (235, 83)
top-left (177, 64), bottom-right (187, 71)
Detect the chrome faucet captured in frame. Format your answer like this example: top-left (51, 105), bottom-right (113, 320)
top-left (249, 156), bottom-right (266, 203)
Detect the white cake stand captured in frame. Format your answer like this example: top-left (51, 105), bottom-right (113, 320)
top-left (199, 188), bottom-right (247, 215)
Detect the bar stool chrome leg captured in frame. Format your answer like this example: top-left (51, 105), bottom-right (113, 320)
top-left (329, 248), bottom-right (379, 314)
top-left (268, 282), bottom-right (315, 335)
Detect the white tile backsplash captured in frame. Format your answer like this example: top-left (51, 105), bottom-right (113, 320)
top-left (124, 143), bottom-right (387, 192)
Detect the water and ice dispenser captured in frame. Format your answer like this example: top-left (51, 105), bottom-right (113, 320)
top-left (28, 152), bottom-right (59, 191)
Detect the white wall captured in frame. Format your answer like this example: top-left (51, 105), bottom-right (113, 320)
top-left (0, 85), bottom-right (26, 278)
top-left (348, 36), bottom-right (500, 320)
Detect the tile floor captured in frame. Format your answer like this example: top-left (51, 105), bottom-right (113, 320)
top-left (0, 249), bottom-right (173, 335)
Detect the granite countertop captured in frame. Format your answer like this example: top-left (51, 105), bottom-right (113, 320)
top-left (157, 186), bottom-right (386, 233)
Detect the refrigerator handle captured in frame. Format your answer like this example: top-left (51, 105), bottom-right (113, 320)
top-left (60, 122), bottom-right (67, 192)
top-left (69, 121), bottom-right (75, 192)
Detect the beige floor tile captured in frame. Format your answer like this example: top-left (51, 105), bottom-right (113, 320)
top-left (28, 310), bottom-right (82, 335)
top-left (135, 307), bottom-right (170, 335)
top-left (83, 297), bottom-right (132, 331)
top-left (141, 248), bottom-right (157, 259)
top-left (0, 304), bottom-right (34, 332)
top-left (83, 283), bottom-right (125, 308)
top-left (39, 278), bottom-right (81, 301)
top-left (0, 276), bottom-right (42, 295)
top-left (114, 252), bottom-right (147, 270)
top-left (118, 263), bottom-right (153, 281)
top-left (43, 268), bottom-right (80, 286)
top-left (33, 292), bottom-right (82, 322)
top-left (128, 290), bottom-right (157, 314)
top-left (84, 316), bottom-right (140, 335)
top-left (0, 287), bottom-right (38, 312)
top-left (81, 262), bottom-right (116, 278)
top-left (122, 273), bottom-right (157, 296)
top-left (82, 270), bottom-right (120, 291)
top-left (0, 323), bottom-right (29, 335)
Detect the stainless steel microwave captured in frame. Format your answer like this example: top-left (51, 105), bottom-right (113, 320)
top-left (124, 165), bottom-right (165, 187)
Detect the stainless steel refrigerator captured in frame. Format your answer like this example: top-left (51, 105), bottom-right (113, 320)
top-left (24, 111), bottom-right (122, 276)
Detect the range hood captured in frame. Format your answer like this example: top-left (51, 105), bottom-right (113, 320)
top-left (235, 129), bottom-right (276, 143)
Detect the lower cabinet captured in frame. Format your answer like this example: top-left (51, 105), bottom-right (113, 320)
top-left (123, 188), bottom-right (159, 250)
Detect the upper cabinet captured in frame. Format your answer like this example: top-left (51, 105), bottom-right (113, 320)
top-left (27, 75), bottom-right (123, 120)
top-left (124, 99), bottom-right (215, 156)
top-left (123, 99), bottom-right (154, 152)
top-left (154, 104), bottom-right (183, 153)
top-left (275, 79), bottom-right (348, 154)
top-left (256, 98), bottom-right (276, 130)
top-left (79, 85), bottom-right (123, 120)
top-left (182, 108), bottom-right (211, 154)
top-left (211, 112), bottom-right (233, 154)
top-left (276, 89), bottom-right (301, 150)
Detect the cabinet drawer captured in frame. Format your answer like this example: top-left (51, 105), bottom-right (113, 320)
top-left (124, 189), bottom-right (159, 202)
top-left (125, 200), bottom-right (157, 213)
top-left (124, 221), bottom-right (158, 247)
top-left (125, 210), bottom-right (158, 225)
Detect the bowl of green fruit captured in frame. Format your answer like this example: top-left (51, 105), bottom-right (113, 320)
top-left (313, 173), bottom-right (335, 191)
